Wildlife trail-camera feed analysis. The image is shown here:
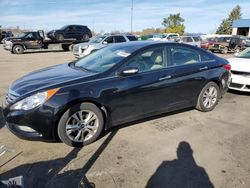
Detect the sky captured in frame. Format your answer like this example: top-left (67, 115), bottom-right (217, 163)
top-left (1, 0), bottom-right (250, 33)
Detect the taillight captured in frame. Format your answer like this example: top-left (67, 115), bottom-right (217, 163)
top-left (224, 64), bottom-right (231, 71)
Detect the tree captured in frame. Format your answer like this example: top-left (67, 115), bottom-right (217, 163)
top-left (162, 13), bottom-right (185, 35)
top-left (216, 5), bottom-right (242, 34)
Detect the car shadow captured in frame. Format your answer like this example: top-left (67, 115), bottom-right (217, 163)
top-left (228, 89), bottom-right (250, 96)
top-left (0, 130), bottom-right (118, 188)
top-left (0, 107), bottom-right (6, 129)
top-left (99, 107), bottom-right (194, 140)
top-left (146, 141), bottom-right (214, 188)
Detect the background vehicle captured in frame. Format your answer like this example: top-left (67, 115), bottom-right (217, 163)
top-left (1, 31), bottom-right (13, 42)
top-left (177, 36), bottom-right (201, 47)
top-left (47, 25), bottom-right (92, 41)
top-left (210, 36), bottom-right (249, 54)
top-left (228, 47), bottom-right (250, 92)
top-left (148, 34), bottom-right (166, 41)
top-left (2, 41), bottom-right (231, 147)
top-left (73, 33), bottom-right (137, 58)
top-left (201, 37), bottom-right (216, 50)
top-left (2, 30), bottom-right (86, 54)
top-left (162, 33), bottom-right (180, 41)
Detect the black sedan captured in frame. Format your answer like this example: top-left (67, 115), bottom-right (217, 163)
top-left (2, 41), bottom-right (231, 147)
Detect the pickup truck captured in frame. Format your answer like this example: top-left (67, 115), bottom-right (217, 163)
top-left (2, 30), bottom-right (87, 54)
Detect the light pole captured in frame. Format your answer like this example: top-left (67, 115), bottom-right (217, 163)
top-left (131, 0), bottom-right (133, 33)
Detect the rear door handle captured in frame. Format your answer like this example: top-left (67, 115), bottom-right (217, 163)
top-left (159, 75), bottom-right (172, 81)
top-left (199, 66), bottom-right (208, 71)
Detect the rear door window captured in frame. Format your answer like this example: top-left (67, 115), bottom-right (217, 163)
top-left (170, 47), bottom-right (200, 66)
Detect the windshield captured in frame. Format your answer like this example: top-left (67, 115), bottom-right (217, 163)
top-left (74, 44), bottom-right (143, 73)
top-left (18, 32), bottom-right (29, 37)
top-left (236, 47), bottom-right (250, 58)
top-left (89, 35), bottom-right (106, 43)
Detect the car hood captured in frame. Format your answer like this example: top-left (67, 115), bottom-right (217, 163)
top-left (74, 42), bottom-right (106, 49)
top-left (3, 37), bottom-right (22, 42)
top-left (228, 57), bottom-right (250, 72)
top-left (10, 63), bottom-right (95, 96)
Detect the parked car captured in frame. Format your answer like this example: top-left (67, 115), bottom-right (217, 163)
top-left (73, 34), bottom-right (137, 58)
top-left (148, 34), bottom-right (166, 41)
top-left (177, 36), bottom-right (201, 47)
top-left (2, 41), bottom-right (231, 147)
top-left (140, 34), bottom-right (165, 41)
top-left (162, 33), bottom-right (180, 41)
top-left (201, 37), bottom-right (216, 50)
top-left (47, 25), bottom-right (92, 41)
top-left (1, 31), bottom-right (13, 39)
top-left (228, 47), bottom-right (250, 92)
top-left (210, 36), bottom-right (249, 54)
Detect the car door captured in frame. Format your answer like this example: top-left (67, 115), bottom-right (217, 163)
top-left (105, 46), bottom-right (178, 125)
top-left (166, 45), bottom-right (209, 105)
top-left (64, 26), bottom-right (75, 39)
top-left (23, 33), bottom-right (43, 49)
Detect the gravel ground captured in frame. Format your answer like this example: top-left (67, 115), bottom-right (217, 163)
top-left (0, 46), bottom-right (249, 188)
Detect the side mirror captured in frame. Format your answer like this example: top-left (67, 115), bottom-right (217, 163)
top-left (117, 67), bottom-right (139, 76)
top-left (103, 41), bottom-right (108, 44)
top-left (234, 52), bottom-right (239, 57)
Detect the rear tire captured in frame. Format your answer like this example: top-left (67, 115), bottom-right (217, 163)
top-left (196, 82), bottom-right (220, 112)
top-left (56, 34), bottom-right (64, 41)
top-left (13, 45), bottom-right (24, 54)
top-left (57, 103), bottom-right (104, 147)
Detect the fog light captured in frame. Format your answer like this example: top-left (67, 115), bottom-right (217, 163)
top-left (17, 126), bottom-right (36, 133)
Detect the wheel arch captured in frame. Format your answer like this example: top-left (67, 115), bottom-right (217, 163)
top-left (12, 43), bottom-right (26, 51)
top-left (54, 99), bottom-right (109, 141)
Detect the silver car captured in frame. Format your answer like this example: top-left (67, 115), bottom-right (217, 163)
top-left (177, 36), bottom-right (201, 47)
top-left (73, 34), bottom-right (137, 58)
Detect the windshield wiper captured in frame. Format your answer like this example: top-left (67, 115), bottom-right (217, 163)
top-left (70, 62), bottom-right (99, 73)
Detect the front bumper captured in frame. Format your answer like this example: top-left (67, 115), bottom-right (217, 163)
top-left (2, 104), bottom-right (58, 141)
top-left (3, 41), bottom-right (13, 51)
top-left (229, 74), bottom-right (250, 92)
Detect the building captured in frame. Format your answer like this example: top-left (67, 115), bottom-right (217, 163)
top-left (232, 19), bottom-right (250, 36)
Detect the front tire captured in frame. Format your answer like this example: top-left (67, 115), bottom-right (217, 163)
top-left (196, 82), bottom-right (220, 112)
top-left (57, 103), bottom-right (104, 147)
top-left (13, 45), bottom-right (24, 54)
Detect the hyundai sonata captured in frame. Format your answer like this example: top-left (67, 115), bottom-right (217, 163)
top-left (2, 41), bottom-right (231, 147)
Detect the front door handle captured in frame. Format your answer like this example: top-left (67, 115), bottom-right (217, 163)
top-left (159, 75), bottom-right (172, 81)
top-left (199, 66), bottom-right (208, 71)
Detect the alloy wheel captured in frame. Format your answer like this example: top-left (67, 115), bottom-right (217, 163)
top-left (202, 86), bottom-right (218, 109)
top-left (65, 110), bottom-right (99, 142)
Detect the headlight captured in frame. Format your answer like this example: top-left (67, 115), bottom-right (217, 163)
top-left (10, 88), bottom-right (59, 110)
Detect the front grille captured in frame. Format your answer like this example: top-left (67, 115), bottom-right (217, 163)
top-left (231, 70), bottom-right (250, 77)
top-left (5, 89), bottom-right (20, 105)
top-left (230, 82), bottom-right (244, 89)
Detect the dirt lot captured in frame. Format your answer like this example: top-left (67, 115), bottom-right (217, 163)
top-left (0, 46), bottom-right (250, 188)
